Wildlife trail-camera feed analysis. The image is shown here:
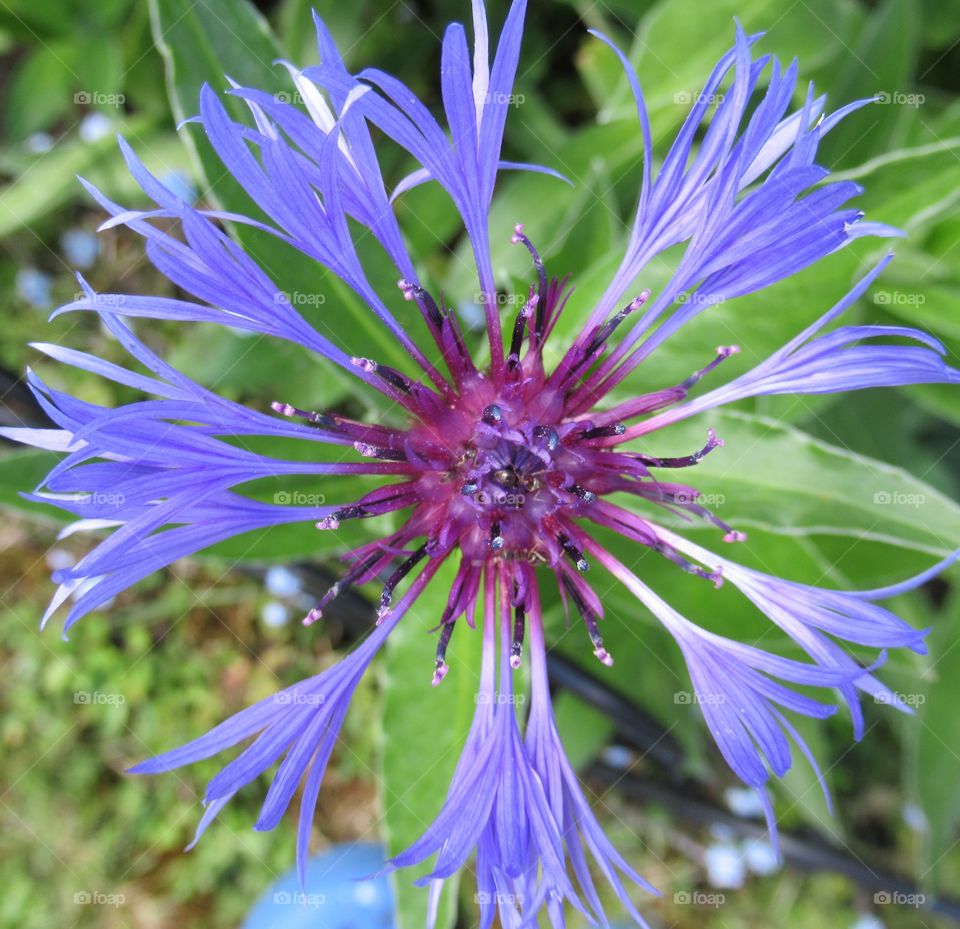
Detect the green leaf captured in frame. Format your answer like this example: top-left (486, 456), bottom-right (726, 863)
top-left (819, 0), bottom-right (920, 168)
top-left (858, 147), bottom-right (960, 233)
top-left (870, 282), bottom-right (960, 343)
top-left (614, 0), bottom-right (861, 130)
top-left (5, 44), bottom-right (75, 139)
top-left (0, 449), bottom-right (62, 520)
top-left (165, 322), bottom-right (353, 408)
top-left (621, 409), bottom-right (960, 557)
top-left (0, 0), bottom-right (133, 34)
top-left (0, 114), bottom-right (155, 237)
top-left (908, 588), bottom-right (960, 888)
top-left (71, 36), bottom-right (124, 114)
top-left (379, 557), bottom-right (483, 929)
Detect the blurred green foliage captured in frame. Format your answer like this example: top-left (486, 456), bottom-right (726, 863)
top-left (1, 0), bottom-right (960, 928)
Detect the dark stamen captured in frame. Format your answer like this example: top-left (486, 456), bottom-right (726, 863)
top-left (533, 425), bottom-right (559, 451)
top-left (398, 279), bottom-right (444, 328)
top-left (316, 486), bottom-right (416, 530)
top-left (581, 423), bottom-right (625, 440)
top-left (567, 483), bottom-right (597, 503)
top-left (511, 604), bottom-right (525, 669)
top-left (562, 576), bottom-right (613, 666)
top-left (481, 404), bottom-right (503, 426)
top-left (557, 532), bottom-right (590, 574)
top-left (303, 549), bottom-right (383, 625)
top-left (490, 522), bottom-right (505, 551)
top-left (271, 401), bottom-right (337, 430)
top-left (354, 442), bottom-right (407, 462)
top-left (635, 429), bottom-right (723, 469)
top-left (580, 291), bottom-right (650, 364)
top-left (681, 345), bottom-right (740, 390)
top-left (440, 293), bottom-right (471, 366)
top-left (316, 504), bottom-right (366, 530)
top-left (378, 543), bottom-right (429, 620)
top-left (557, 532), bottom-right (589, 572)
top-left (433, 619), bottom-right (456, 685)
top-left (507, 290), bottom-right (538, 369)
top-left (351, 357), bottom-right (414, 394)
top-left (511, 223), bottom-right (548, 341)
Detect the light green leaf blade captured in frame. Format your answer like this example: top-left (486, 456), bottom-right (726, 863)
top-left (620, 409), bottom-right (960, 556)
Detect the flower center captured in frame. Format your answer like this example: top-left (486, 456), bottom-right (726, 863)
top-left (272, 228), bottom-right (742, 671)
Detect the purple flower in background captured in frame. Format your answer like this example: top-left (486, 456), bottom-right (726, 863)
top-left (6, 2), bottom-right (959, 926)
